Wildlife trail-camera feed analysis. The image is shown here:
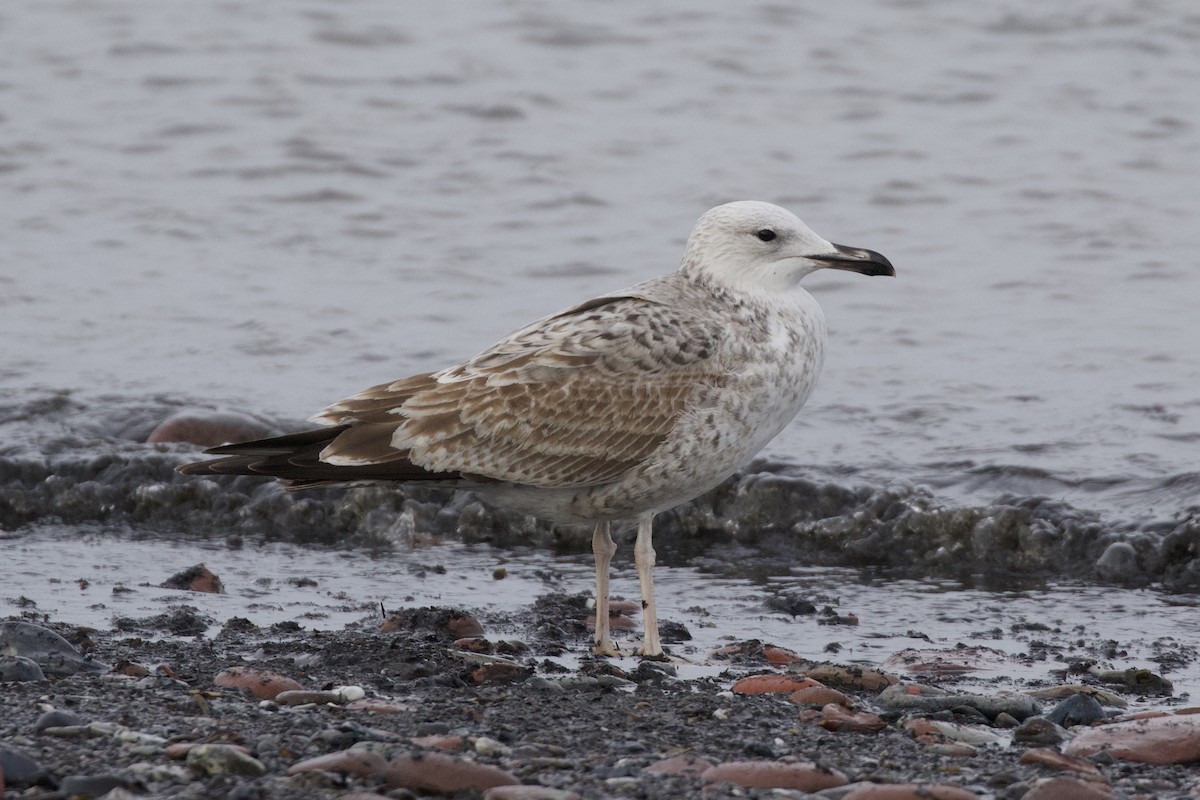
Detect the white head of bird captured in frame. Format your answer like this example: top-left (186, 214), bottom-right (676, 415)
top-left (680, 200), bottom-right (894, 294)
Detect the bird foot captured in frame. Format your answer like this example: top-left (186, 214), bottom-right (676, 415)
top-left (637, 644), bottom-right (668, 661)
top-left (593, 639), bottom-right (623, 658)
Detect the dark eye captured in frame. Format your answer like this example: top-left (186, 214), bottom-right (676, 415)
top-left (756, 229), bottom-right (776, 242)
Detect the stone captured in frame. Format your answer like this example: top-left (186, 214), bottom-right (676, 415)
top-left (147, 409), bottom-right (271, 446)
top-left (388, 751), bottom-right (520, 792)
top-left (701, 760), bottom-right (848, 791)
top-left (274, 689), bottom-right (343, 706)
top-left (1018, 748), bottom-right (1104, 779)
top-left (790, 685), bottom-right (850, 707)
top-left (59, 774), bottom-right (129, 796)
top-left (1045, 693), bottom-right (1107, 728)
top-left (0, 744), bottom-right (48, 786)
top-left (213, 666), bottom-right (303, 699)
top-left (819, 705), bottom-right (887, 734)
top-left (1012, 717), bottom-right (1068, 747)
top-left (841, 783), bottom-right (980, 799)
top-left (289, 749), bottom-right (392, 780)
top-left (1064, 712), bottom-right (1200, 764)
top-left (34, 709), bottom-right (84, 734)
top-left (1020, 776), bottom-right (1116, 799)
top-left (0, 655), bottom-right (46, 682)
top-left (903, 718), bottom-right (1003, 746)
top-left (800, 663), bottom-right (898, 691)
top-left (878, 683), bottom-right (1040, 720)
top-left (483, 788), bottom-right (583, 800)
top-left (644, 754), bottom-right (715, 775)
top-left (161, 563), bottom-right (223, 593)
top-left (186, 743), bottom-right (266, 777)
top-left (0, 621), bottom-right (109, 676)
top-left (731, 674), bottom-right (823, 695)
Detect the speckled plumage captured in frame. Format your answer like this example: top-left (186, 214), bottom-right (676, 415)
top-left (179, 201), bottom-right (894, 657)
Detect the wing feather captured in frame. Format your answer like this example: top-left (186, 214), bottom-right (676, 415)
top-left (316, 290), bottom-right (727, 488)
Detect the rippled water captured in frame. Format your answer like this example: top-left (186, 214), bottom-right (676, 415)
top-left (3, 3), bottom-right (1199, 580)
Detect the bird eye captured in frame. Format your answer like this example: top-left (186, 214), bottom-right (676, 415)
top-left (756, 229), bottom-right (776, 242)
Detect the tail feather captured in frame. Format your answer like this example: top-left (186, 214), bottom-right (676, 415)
top-left (175, 424), bottom-right (464, 489)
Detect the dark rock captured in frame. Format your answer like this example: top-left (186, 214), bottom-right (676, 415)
top-left (1012, 717), bottom-right (1068, 747)
top-left (1044, 693), bottom-right (1107, 728)
top-left (60, 774), bottom-right (130, 796)
top-left (0, 621), bottom-right (109, 676)
top-left (0, 654), bottom-right (46, 681)
top-left (0, 744), bottom-right (50, 786)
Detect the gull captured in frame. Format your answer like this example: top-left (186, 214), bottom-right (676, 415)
top-left (178, 201), bottom-right (894, 657)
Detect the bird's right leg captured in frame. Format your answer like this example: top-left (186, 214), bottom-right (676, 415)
top-left (591, 520), bottom-right (621, 656)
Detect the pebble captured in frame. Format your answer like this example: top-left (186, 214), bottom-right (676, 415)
top-left (790, 685), bottom-right (851, 707)
top-left (33, 709), bottom-right (84, 734)
top-left (345, 698), bottom-right (414, 714)
top-left (186, 743), bottom-right (267, 777)
top-left (1020, 776), bottom-right (1116, 799)
top-left (731, 674), bottom-right (823, 695)
top-left (213, 666), bottom-right (303, 699)
top-left (819, 705), bottom-right (888, 734)
top-left (903, 718), bottom-right (1003, 746)
top-left (146, 409), bottom-right (271, 445)
top-left (1026, 685), bottom-right (1127, 708)
top-left (877, 683), bottom-right (1040, 720)
top-left (1012, 717), bottom-right (1069, 747)
top-left (59, 774), bottom-right (129, 796)
top-left (839, 782), bottom-right (980, 799)
top-left (1064, 712), bottom-right (1200, 764)
top-left (1045, 693), bottom-right (1107, 728)
top-left (482, 788), bottom-right (583, 800)
top-left (1018, 748), bottom-right (1105, 779)
top-left (701, 760), bottom-right (849, 792)
top-left (0, 621), bottom-right (109, 676)
top-left (411, 735), bottom-right (465, 751)
top-left (388, 751), bottom-right (520, 792)
top-left (644, 754), bottom-right (715, 775)
top-left (474, 736), bottom-right (512, 757)
top-left (0, 744), bottom-right (47, 786)
top-left (799, 663), bottom-right (898, 692)
top-left (274, 689), bottom-right (343, 706)
top-left (1091, 666), bottom-right (1173, 695)
top-left (472, 663), bottom-right (529, 685)
top-left (0, 655), bottom-right (46, 682)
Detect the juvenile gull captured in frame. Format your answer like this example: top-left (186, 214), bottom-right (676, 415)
top-left (178, 201), bottom-right (894, 657)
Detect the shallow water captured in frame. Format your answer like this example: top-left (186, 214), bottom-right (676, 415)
top-left (4, 529), bottom-right (1196, 705)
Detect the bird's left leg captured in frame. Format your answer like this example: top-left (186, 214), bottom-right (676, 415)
top-left (634, 512), bottom-right (664, 658)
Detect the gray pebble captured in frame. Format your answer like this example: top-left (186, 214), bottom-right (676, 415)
top-left (60, 774), bottom-right (129, 796)
top-left (877, 683), bottom-right (1041, 720)
top-left (186, 743), bottom-right (266, 777)
top-left (0, 621), bottom-right (109, 675)
top-left (34, 709), bottom-right (84, 734)
top-left (0, 744), bottom-right (48, 785)
top-left (1012, 716), bottom-right (1068, 747)
top-left (0, 655), bottom-right (46, 682)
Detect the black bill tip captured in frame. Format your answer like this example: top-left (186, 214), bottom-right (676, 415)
top-left (811, 242), bottom-right (895, 277)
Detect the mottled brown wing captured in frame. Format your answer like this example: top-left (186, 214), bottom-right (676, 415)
top-left (312, 294), bottom-right (727, 488)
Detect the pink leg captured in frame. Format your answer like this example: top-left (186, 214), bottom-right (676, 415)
top-left (591, 521), bottom-right (620, 656)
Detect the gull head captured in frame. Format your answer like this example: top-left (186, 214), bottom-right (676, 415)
top-left (680, 201), bottom-right (894, 293)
